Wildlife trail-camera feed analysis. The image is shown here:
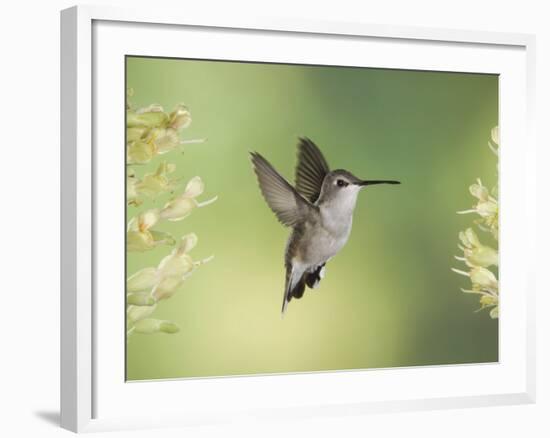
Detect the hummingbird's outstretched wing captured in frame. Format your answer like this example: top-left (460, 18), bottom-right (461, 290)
top-left (295, 137), bottom-right (330, 203)
top-left (250, 152), bottom-right (314, 227)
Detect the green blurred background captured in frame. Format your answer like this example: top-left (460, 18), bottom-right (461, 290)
top-left (126, 56), bottom-right (498, 381)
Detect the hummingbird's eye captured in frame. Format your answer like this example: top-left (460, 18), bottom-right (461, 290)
top-left (336, 179), bottom-right (348, 187)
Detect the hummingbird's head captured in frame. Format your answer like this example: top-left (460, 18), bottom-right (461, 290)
top-left (319, 170), bottom-right (400, 210)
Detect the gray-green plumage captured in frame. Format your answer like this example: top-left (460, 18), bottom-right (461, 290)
top-left (250, 138), bottom-right (400, 314)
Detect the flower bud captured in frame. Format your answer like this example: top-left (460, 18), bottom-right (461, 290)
top-left (160, 197), bottom-right (196, 222)
top-left (127, 105), bottom-right (168, 128)
top-left (183, 176), bottom-right (204, 198)
top-left (169, 104), bottom-right (192, 130)
top-left (467, 246), bottom-right (498, 268)
top-left (157, 251), bottom-right (194, 278)
top-left (479, 294), bottom-right (497, 307)
top-left (126, 230), bottom-right (156, 252)
top-left (470, 267), bottom-right (498, 290)
top-left (127, 140), bottom-right (155, 164)
top-left (127, 292), bottom-right (156, 306)
top-left (178, 233), bottom-right (198, 254)
top-left (127, 304), bottom-right (156, 323)
top-left (151, 128), bottom-right (180, 154)
top-left (151, 276), bottom-right (184, 301)
top-left (133, 318), bottom-right (180, 334)
top-left (127, 267), bottom-right (158, 292)
top-left (469, 182), bottom-right (489, 201)
top-left (491, 126), bottom-right (499, 145)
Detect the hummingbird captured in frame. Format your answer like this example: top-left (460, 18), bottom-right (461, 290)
top-left (250, 137), bottom-right (400, 314)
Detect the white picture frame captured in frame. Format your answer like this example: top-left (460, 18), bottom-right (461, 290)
top-left (60, 5), bottom-right (536, 433)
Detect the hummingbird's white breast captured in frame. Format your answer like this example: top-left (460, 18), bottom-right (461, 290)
top-left (294, 188), bottom-right (359, 269)
top-left (307, 220), bottom-right (352, 267)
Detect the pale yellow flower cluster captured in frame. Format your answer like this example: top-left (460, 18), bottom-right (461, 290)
top-left (457, 178), bottom-right (498, 239)
top-left (126, 91), bottom-right (215, 336)
top-left (452, 127), bottom-right (499, 319)
top-left (126, 176), bottom-right (217, 252)
top-left (127, 102), bottom-right (203, 165)
top-left (126, 234), bottom-right (213, 334)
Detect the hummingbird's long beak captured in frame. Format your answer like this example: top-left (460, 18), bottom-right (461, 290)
top-left (357, 180), bottom-right (401, 186)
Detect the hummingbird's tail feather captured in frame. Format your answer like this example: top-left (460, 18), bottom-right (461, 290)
top-left (292, 278), bottom-right (306, 299)
top-left (281, 264), bottom-right (306, 314)
top-left (282, 267), bottom-right (292, 314)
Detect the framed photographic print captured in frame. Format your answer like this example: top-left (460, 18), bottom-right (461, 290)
top-left (60, 5), bottom-right (536, 432)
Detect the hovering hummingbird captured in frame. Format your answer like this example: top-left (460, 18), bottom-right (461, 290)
top-left (250, 138), bottom-right (400, 314)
